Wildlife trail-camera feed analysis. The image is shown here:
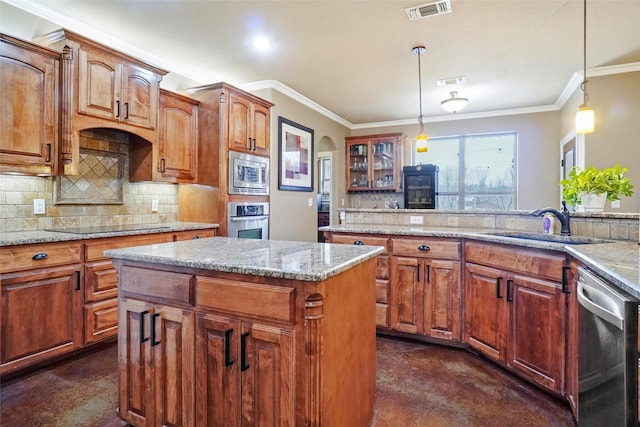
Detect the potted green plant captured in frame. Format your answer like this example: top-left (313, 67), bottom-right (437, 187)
top-left (559, 164), bottom-right (634, 211)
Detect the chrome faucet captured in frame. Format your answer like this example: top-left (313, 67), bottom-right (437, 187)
top-left (529, 201), bottom-right (571, 235)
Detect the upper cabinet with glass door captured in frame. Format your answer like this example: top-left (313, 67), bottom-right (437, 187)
top-left (345, 133), bottom-right (403, 192)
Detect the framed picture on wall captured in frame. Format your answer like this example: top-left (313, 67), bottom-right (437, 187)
top-left (278, 116), bottom-right (314, 192)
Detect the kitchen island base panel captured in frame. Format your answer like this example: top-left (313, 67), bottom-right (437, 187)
top-left (113, 256), bottom-right (378, 426)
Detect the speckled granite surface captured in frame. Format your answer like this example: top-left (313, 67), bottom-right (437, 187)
top-left (321, 224), bottom-right (640, 299)
top-left (0, 222), bottom-right (218, 246)
top-left (105, 237), bottom-right (385, 282)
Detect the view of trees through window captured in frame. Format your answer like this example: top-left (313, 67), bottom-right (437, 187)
top-left (413, 132), bottom-right (517, 210)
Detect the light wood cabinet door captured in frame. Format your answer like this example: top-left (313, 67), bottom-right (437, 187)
top-left (195, 313), bottom-right (295, 426)
top-left (0, 264), bottom-right (82, 374)
top-left (0, 35), bottom-right (59, 175)
top-left (390, 256), bottom-right (423, 334)
top-left (119, 299), bottom-right (195, 427)
top-left (158, 90), bottom-right (198, 182)
top-left (227, 92), bottom-right (270, 156)
top-left (78, 47), bottom-right (160, 130)
top-left (507, 273), bottom-right (565, 393)
top-left (424, 259), bottom-right (461, 341)
top-left (464, 262), bottom-right (508, 363)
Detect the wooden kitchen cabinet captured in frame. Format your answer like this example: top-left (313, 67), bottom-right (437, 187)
top-left (345, 133), bottom-right (403, 192)
top-left (157, 89), bottom-right (199, 183)
top-left (0, 33), bottom-right (62, 175)
top-left (228, 90), bottom-right (271, 156)
top-left (464, 241), bottom-right (567, 394)
top-left (326, 234), bottom-right (391, 328)
top-left (390, 237), bottom-right (461, 340)
top-left (0, 242), bottom-right (83, 375)
top-left (118, 297), bottom-right (195, 427)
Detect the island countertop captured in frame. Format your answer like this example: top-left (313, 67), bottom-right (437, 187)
top-left (105, 236), bottom-right (385, 282)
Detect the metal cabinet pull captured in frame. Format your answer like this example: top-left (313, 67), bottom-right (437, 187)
top-left (193, 235), bottom-right (200, 239)
top-left (224, 329), bottom-right (234, 367)
top-left (124, 102), bottom-right (129, 119)
top-left (496, 277), bottom-right (503, 299)
top-left (116, 100), bottom-right (120, 118)
top-left (418, 245), bottom-right (431, 252)
top-left (562, 266), bottom-right (571, 293)
top-left (160, 159), bottom-right (166, 173)
top-left (353, 240), bottom-right (364, 245)
top-left (241, 332), bottom-right (250, 371)
top-left (426, 264), bottom-right (431, 283)
top-left (506, 279), bottom-right (514, 302)
top-left (151, 313), bottom-right (161, 346)
top-left (32, 253), bottom-right (48, 260)
top-left (140, 310), bottom-right (149, 343)
top-left (75, 270), bottom-right (81, 291)
top-left (45, 143), bottom-right (52, 162)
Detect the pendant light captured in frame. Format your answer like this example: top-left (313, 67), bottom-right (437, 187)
top-left (441, 91), bottom-right (469, 113)
top-left (576, 0), bottom-right (595, 134)
top-left (413, 45), bottom-right (428, 153)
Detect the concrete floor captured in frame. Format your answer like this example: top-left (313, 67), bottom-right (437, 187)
top-left (1, 336), bottom-right (575, 426)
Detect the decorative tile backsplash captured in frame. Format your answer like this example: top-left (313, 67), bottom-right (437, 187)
top-left (0, 129), bottom-right (179, 233)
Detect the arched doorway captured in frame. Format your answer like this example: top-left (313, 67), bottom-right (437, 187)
top-left (317, 136), bottom-right (337, 241)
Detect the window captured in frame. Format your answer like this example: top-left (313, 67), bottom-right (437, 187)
top-left (412, 132), bottom-right (517, 210)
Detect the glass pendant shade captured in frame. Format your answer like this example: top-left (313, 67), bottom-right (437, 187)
top-left (416, 134), bottom-right (429, 152)
top-left (441, 91), bottom-right (468, 113)
top-left (576, 105), bottom-right (595, 134)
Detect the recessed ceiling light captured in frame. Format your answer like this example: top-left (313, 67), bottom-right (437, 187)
top-left (251, 36), bottom-right (271, 50)
top-left (436, 76), bottom-right (466, 86)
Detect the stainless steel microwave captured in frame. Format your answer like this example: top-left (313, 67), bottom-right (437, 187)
top-left (228, 151), bottom-right (269, 195)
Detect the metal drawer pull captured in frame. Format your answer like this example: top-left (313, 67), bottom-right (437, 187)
top-left (496, 277), bottom-right (503, 299)
top-left (151, 313), bottom-right (161, 346)
top-left (224, 329), bottom-right (234, 367)
top-left (32, 253), bottom-right (48, 260)
top-left (241, 332), bottom-right (250, 371)
top-left (116, 100), bottom-right (120, 118)
top-left (418, 245), bottom-right (430, 251)
top-left (506, 278), bottom-right (514, 302)
top-left (354, 240), bottom-right (365, 245)
top-left (140, 310), bottom-right (149, 343)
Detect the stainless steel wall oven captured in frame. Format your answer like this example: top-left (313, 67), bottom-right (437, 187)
top-left (227, 202), bottom-right (269, 240)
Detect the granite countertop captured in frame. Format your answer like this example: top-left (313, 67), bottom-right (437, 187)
top-left (0, 222), bottom-right (219, 246)
top-left (105, 237), bottom-right (385, 282)
top-left (321, 223), bottom-right (640, 299)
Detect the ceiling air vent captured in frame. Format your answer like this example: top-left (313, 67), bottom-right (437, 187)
top-left (405, 0), bottom-right (452, 21)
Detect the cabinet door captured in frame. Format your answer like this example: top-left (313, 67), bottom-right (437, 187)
top-left (158, 91), bottom-right (198, 182)
top-left (507, 273), bottom-right (565, 393)
top-left (0, 38), bottom-right (58, 175)
top-left (0, 264), bottom-right (82, 373)
top-left (346, 140), bottom-right (372, 190)
top-left (370, 137), bottom-right (401, 191)
top-left (196, 313), bottom-right (241, 427)
top-left (464, 263), bottom-right (507, 362)
top-left (119, 298), bottom-right (155, 427)
top-left (153, 305), bottom-right (195, 427)
top-left (424, 259), bottom-right (461, 341)
top-left (77, 47), bottom-right (120, 121)
top-left (251, 102), bottom-right (270, 156)
top-left (228, 93), bottom-right (252, 153)
top-left (121, 63), bottom-right (160, 129)
top-left (240, 322), bottom-right (295, 427)
top-left (390, 256), bottom-right (423, 334)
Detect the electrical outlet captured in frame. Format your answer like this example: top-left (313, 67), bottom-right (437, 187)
top-left (151, 199), bottom-right (159, 212)
top-left (341, 199), bottom-right (345, 206)
top-left (308, 198), bottom-right (313, 207)
top-left (410, 215), bottom-right (423, 225)
top-left (33, 199), bottom-right (45, 214)
top-left (611, 200), bottom-right (621, 208)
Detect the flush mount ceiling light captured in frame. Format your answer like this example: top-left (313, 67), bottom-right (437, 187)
top-left (251, 36), bottom-right (271, 50)
top-left (440, 91), bottom-right (469, 113)
top-left (576, 0), bottom-right (594, 134)
top-left (413, 45), bottom-right (429, 153)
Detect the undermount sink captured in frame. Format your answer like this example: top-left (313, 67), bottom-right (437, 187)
top-left (484, 231), bottom-right (616, 245)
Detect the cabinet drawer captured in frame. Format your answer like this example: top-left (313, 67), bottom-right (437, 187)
top-left (119, 266), bottom-right (195, 306)
top-left (465, 241), bottom-right (565, 282)
top-left (1, 242), bottom-right (83, 274)
top-left (84, 260), bottom-right (118, 302)
top-left (173, 229), bottom-right (216, 241)
top-left (376, 303), bottom-right (390, 328)
top-left (85, 233), bottom-right (174, 261)
top-left (376, 279), bottom-right (389, 304)
top-left (376, 254), bottom-right (389, 279)
top-left (392, 238), bottom-right (460, 260)
top-left (330, 234), bottom-right (389, 254)
top-left (197, 276), bottom-right (295, 323)
top-left (84, 298), bottom-right (118, 344)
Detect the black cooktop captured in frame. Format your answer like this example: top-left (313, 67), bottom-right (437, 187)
top-left (45, 224), bottom-right (172, 234)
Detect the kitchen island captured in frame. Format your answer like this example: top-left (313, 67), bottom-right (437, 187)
top-left (105, 237), bottom-right (384, 427)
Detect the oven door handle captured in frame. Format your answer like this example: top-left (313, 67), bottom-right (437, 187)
top-left (229, 215), bottom-right (270, 222)
top-left (577, 280), bottom-right (624, 330)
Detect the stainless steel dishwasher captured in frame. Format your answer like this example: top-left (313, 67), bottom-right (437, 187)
top-left (577, 267), bottom-right (638, 426)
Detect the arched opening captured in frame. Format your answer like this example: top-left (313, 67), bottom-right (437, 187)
top-left (316, 136), bottom-right (337, 241)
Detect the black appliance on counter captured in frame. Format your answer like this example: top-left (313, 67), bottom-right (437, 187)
top-left (403, 164), bottom-right (438, 209)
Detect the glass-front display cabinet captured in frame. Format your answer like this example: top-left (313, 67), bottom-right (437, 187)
top-left (345, 133), bottom-right (402, 192)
